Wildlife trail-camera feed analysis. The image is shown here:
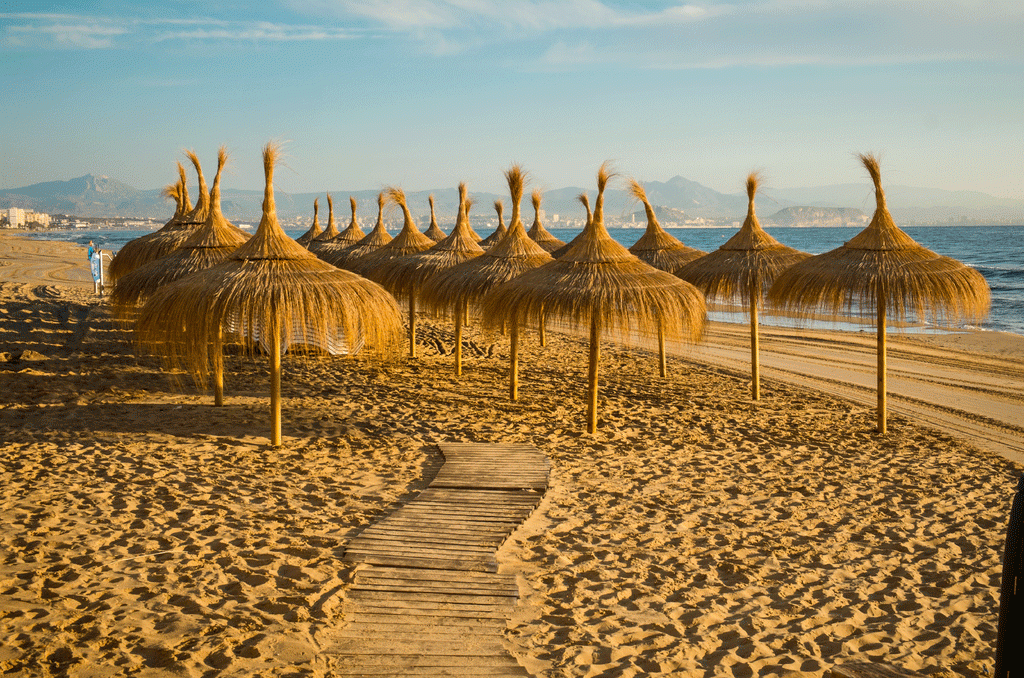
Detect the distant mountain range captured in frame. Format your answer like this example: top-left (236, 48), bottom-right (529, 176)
top-left (2, 173), bottom-right (1022, 227)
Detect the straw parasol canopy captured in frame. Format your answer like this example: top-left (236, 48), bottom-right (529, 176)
top-left (377, 183), bottom-right (484, 358)
top-left (676, 172), bottom-right (810, 399)
top-left (550, 192), bottom-right (591, 259)
top-left (314, 195), bottom-right (366, 262)
top-left (108, 156), bottom-right (207, 283)
top-left (295, 198), bottom-right (322, 248)
top-left (111, 147), bottom-right (250, 330)
top-left (321, 192), bottom-right (393, 268)
top-left (421, 165), bottom-right (552, 379)
top-left (627, 178), bottom-right (704, 272)
top-left (308, 194), bottom-right (342, 256)
top-left (479, 200), bottom-right (507, 249)
top-left (527, 188), bottom-right (566, 253)
top-left (135, 142), bottom-right (402, 447)
top-left (768, 153), bottom-right (990, 433)
top-left (423, 194), bottom-right (447, 242)
top-left (480, 162), bottom-right (707, 433)
top-left (345, 187), bottom-right (437, 354)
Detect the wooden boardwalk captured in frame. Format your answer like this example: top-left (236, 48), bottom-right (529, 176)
top-left (325, 443), bottom-right (550, 676)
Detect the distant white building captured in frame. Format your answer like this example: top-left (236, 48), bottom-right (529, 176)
top-left (4, 207), bottom-right (51, 228)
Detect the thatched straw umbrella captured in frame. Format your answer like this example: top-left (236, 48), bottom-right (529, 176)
top-left (424, 194), bottom-right (447, 242)
top-left (421, 165), bottom-right (552, 379)
top-left (377, 183), bottom-right (484, 360)
top-left (346, 187), bottom-right (437, 356)
top-left (676, 172), bottom-right (810, 399)
top-left (136, 143), bottom-right (402, 447)
top-left (481, 163), bottom-right (707, 433)
top-left (308, 194), bottom-right (341, 256)
top-left (321, 192), bottom-right (393, 268)
top-left (527, 189), bottom-right (566, 253)
top-left (314, 195), bottom-right (366, 262)
top-left (768, 154), bottom-right (990, 433)
top-left (295, 198), bottom-right (322, 248)
top-left (550, 193), bottom-right (591, 259)
top-left (108, 156), bottom-right (207, 283)
top-left (479, 200), bottom-right (507, 249)
top-left (628, 179), bottom-right (704, 271)
top-left (111, 147), bottom-right (250, 336)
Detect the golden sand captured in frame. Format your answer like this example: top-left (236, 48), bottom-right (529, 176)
top-left (1, 233), bottom-right (1021, 677)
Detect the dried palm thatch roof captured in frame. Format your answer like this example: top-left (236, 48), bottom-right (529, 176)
top-left (111, 147), bottom-right (250, 319)
top-left (627, 178), bottom-right (704, 271)
top-left (677, 172), bottom-right (810, 305)
top-left (479, 200), bottom-right (507, 248)
top-left (295, 198), bottom-right (322, 248)
top-left (376, 183), bottom-right (484, 357)
top-left (345, 186), bottom-right (437, 281)
top-left (108, 156), bottom-right (207, 283)
top-left (550, 192), bottom-right (591, 259)
top-left (768, 156), bottom-right (990, 325)
top-left (420, 167), bottom-right (552, 315)
top-left (527, 188), bottom-right (565, 253)
top-left (377, 183), bottom-right (484, 301)
top-left (308, 194), bottom-right (343, 257)
top-left (480, 162), bottom-right (707, 432)
top-left (336, 196), bottom-right (365, 245)
top-left (424, 194), bottom-right (447, 242)
top-left (135, 142), bottom-right (402, 446)
top-left (464, 196), bottom-right (483, 241)
top-left (676, 171), bottom-right (810, 399)
top-left (321, 192), bottom-right (393, 268)
top-left (768, 153), bottom-right (990, 432)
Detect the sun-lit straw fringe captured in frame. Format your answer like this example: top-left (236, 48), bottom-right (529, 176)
top-left (481, 162), bottom-right (707, 349)
top-left (108, 155), bottom-right (209, 283)
top-left (295, 198), bottom-right (322, 248)
top-left (344, 186), bottom-right (436, 285)
top-left (627, 177), bottom-right (705, 271)
top-left (677, 171), bottom-right (810, 307)
top-left (420, 165), bottom-right (552, 316)
top-left (768, 154), bottom-right (990, 325)
top-left (321, 192), bottom-right (393, 268)
top-left (377, 182), bottom-right (484, 301)
top-left (479, 199), bottom-right (507, 249)
top-left (424, 194), bottom-right (447, 242)
top-left (527, 188), bottom-right (566, 253)
top-left (135, 142), bottom-right (403, 391)
top-left (112, 146), bottom-right (250, 322)
top-left (550, 192), bottom-right (591, 259)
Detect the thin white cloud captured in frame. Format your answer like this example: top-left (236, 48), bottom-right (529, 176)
top-left (1, 12), bottom-right (364, 49)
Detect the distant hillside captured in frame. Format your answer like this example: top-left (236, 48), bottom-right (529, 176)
top-left (626, 204), bottom-right (688, 226)
top-left (766, 206), bottom-right (868, 228)
top-left (2, 173), bottom-right (1021, 226)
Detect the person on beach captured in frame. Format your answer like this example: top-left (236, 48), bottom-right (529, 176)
top-left (88, 242), bottom-right (103, 294)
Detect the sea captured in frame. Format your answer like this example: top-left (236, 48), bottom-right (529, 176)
top-left (21, 224), bottom-right (1024, 337)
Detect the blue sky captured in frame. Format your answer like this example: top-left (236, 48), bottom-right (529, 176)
top-left (2, 1), bottom-right (1022, 199)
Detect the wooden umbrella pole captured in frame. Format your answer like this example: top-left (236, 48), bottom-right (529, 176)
top-left (510, 321), bottom-right (519, 401)
top-left (454, 306), bottom-right (464, 377)
top-left (214, 325), bottom-right (224, 407)
top-left (877, 286), bottom-right (887, 434)
top-left (587, 315), bottom-right (601, 434)
top-left (750, 299), bottom-right (760, 401)
top-left (657, 320), bottom-right (667, 378)
top-left (539, 312), bottom-right (546, 347)
top-left (408, 292), bottom-right (417, 358)
top-left (270, 320), bottom-right (282, 447)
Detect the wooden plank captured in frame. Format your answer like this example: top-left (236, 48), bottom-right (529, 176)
top-left (335, 443), bottom-right (547, 676)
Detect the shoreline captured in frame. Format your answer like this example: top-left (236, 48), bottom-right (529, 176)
top-left (1, 232), bottom-right (1022, 677)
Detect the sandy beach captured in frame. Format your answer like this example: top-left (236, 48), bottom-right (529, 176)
top-left (1, 232), bottom-right (1021, 677)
